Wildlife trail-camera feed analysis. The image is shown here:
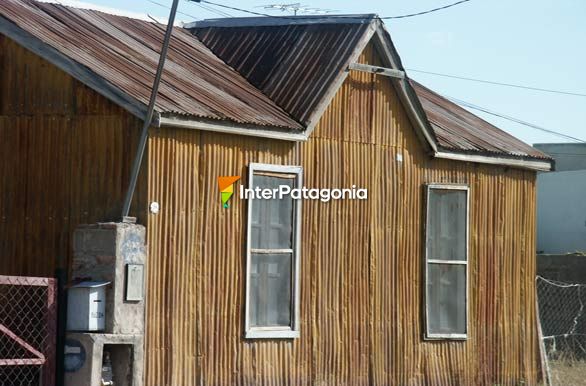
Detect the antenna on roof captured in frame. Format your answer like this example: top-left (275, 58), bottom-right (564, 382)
top-left (260, 3), bottom-right (337, 16)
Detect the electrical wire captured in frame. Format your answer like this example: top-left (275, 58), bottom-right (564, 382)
top-left (145, 0), bottom-right (199, 19)
top-left (409, 69), bottom-right (586, 98)
top-left (445, 95), bottom-right (586, 143)
top-left (382, 0), bottom-right (472, 19)
top-left (195, 0), bottom-right (473, 20)
top-left (192, 1), bottom-right (234, 17)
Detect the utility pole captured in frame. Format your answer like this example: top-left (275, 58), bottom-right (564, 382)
top-left (121, 0), bottom-right (186, 219)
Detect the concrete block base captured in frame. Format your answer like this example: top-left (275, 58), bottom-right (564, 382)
top-left (64, 333), bottom-right (143, 386)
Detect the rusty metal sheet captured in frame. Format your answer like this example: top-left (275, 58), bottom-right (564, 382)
top-left (192, 19), bottom-right (372, 126)
top-left (144, 41), bottom-right (543, 385)
top-left (0, 0), bottom-right (302, 130)
top-left (411, 79), bottom-right (551, 160)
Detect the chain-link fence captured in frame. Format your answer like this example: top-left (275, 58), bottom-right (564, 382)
top-left (0, 276), bottom-right (57, 386)
top-left (537, 275), bottom-right (586, 386)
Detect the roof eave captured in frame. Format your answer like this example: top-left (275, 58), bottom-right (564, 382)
top-left (434, 150), bottom-right (554, 171)
top-left (159, 114), bottom-right (308, 142)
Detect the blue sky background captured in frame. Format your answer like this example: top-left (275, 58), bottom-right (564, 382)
top-left (57, 0), bottom-right (585, 145)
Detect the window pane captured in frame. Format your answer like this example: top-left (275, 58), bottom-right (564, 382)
top-left (427, 263), bottom-right (466, 335)
top-left (251, 175), bottom-right (294, 249)
top-left (427, 189), bottom-right (467, 261)
top-left (250, 253), bottom-right (292, 327)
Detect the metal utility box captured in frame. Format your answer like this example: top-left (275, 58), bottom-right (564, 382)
top-left (67, 281), bottom-right (110, 332)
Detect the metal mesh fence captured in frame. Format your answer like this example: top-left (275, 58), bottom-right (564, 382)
top-left (0, 276), bottom-right (56, 386)
top-left (537, 276), bottom-right (586, 386)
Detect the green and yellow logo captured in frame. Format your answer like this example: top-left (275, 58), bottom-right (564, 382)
top-left (217, 176), bottom-right (241, 208)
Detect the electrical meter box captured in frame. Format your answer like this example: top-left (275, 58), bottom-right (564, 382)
top-left (67, 281), bottom-right (110, 332)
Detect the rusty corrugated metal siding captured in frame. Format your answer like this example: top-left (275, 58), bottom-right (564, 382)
top-left (411, 80), bottom-right (549, 159)
top-left (0, 0), bottom-right (302, 130)
top-left (0, 11), bottom-right (542, 383)
top-left (193, 21), bottom-right (371, 126)
top-left (0, 35), bottom-right (147, 276)
top-left (145, 43), bottom-right (541, 385)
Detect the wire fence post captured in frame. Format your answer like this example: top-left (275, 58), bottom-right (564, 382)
top-left (536, 275), bottom-right (586, 386)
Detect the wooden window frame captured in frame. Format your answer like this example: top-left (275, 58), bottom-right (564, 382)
top-left (424, 184), bottom-right (469, 340)
top-left (244, 163), bottom-right (303, 339)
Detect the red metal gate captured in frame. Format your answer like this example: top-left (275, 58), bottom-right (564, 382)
top-left (0, 276), bottom-right (56, 386)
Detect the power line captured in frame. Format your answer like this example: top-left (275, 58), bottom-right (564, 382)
top-left (145, 0), bottom-right (199, 20)
top-left (409, 69), bottom-right (586, 98)
top-left (195, 0), bottom-right (472, 20)
top-left (445, 95), bottom-right (586, 143)
top-left (192, 2), bottom-right (234, 18)
top-left (383, 0), bottom-right (471, 19)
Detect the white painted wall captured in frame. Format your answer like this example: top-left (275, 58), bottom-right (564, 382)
top-left (537, 169), bottom-right (586, 254)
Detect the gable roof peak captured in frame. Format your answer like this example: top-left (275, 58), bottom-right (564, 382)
top-left (185, 14), bottom-right (378, 29)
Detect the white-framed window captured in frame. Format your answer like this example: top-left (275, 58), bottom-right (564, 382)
top-left (424, 184), bottom-right (469, 340)
top-left (244, 163), bottom-right (302, 339)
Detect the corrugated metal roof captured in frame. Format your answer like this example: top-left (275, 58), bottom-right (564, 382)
top-left (0, 0), bottom-right (303, 130)
top-left (411, 80), bottom-right (551, 159)
top-left (191, 17), bottom-right (550, 162)
top-left (0, 2), bottom-right (552, 163)
top-left (192, 19), bottom-right (373, 126)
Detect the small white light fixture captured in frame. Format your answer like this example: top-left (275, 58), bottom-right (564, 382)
top-left (396, 153), bottom-right (403, 162)
top-left (149, 202), bottom-right (160, 214)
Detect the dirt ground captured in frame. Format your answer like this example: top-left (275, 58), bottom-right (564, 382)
top-left (548, 360), bottom-right (586, 386)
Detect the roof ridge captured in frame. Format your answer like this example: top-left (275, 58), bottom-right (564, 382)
top-left (34, 0), bottom-right (170, 24)
top-left (185, 14), bottom-right (378, 29)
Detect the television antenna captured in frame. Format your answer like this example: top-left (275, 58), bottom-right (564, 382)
top-left (261, 3), bottom-right (337, 15)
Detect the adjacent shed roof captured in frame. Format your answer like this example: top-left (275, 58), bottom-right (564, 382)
top-left (411, 80), bottom-right (550, 160)
top-left (0, 0), bottom-right (303, 130)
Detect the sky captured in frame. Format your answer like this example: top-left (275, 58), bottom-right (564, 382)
top-left (47, 0), bottom-right (586, 145)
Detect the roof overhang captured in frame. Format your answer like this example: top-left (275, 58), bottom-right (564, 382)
top-left (158, 115), bottom-right (308, 141)
top-left (435, 151), bottom-right (553, 172)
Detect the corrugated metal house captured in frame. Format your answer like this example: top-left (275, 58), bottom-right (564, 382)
top-left (0, 1), bottom-right (553, 385)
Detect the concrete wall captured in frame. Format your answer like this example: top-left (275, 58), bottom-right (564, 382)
top-left (534, 143), bottom-right (586, 172)
top-left (72, 223), bottom-right (146, 335)
top-left (538, 254), bottom-right (586, 284)
top-left (537, 169), bottom-right (586, 254)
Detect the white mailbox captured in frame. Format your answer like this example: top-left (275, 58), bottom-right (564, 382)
top-left (67, 281), bottom-right (110, 332)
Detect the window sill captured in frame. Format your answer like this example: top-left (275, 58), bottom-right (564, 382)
top-left (424, 333), bottom-right (467, 341)
top-left (245, 328), bottom-right (299, 339)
